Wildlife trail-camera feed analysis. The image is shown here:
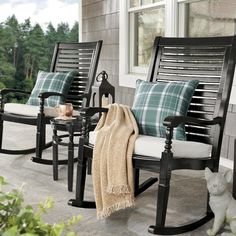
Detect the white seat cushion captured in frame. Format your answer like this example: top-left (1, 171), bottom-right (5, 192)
top-left (4, 103), bottom-right (80, 117)
top-left (89, 131), bottom-right (212, 159)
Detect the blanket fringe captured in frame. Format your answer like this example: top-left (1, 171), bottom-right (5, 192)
top-left (106, 185), bottom-right (131, 194)
top-left (97, 199), bottom-right (135, 219)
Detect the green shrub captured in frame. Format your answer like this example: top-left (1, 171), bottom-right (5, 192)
top-left (0, 176), bottom-right (81, 236)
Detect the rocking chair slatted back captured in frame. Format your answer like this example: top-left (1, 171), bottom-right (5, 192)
top-left (50, 41), bottom-right (103, 109)
top-left (0, 40), bottom-right (103, 161)
top-left (147, 36), bottom-right (236, 144)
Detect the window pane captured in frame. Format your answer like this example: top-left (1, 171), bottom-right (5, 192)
top-left (141, 0), bottom-right (153, 5)
top-left (133, 7), bottom-right (165, 67)
top-left (130, 0), bottom-right (163, 8)
top-left (130, 0), bottom-right (140, 8)
top-left (180, 0), bottom-right (236, 37)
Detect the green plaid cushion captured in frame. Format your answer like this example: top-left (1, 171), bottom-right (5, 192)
top-left (132, 79), bottom-right (199, 140)
top-left (27, 70), bottom-right (75, 107)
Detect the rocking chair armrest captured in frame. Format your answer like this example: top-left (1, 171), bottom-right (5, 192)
top-left (38, 92), bottom-right (90, 101)
top-left (163, 115), bottom-right (223, 128)
top-left (0, 88), bottom-right (31, 97)
top-left (38, 92), bottom-right (66, 100)
top-left (80, 107), bottom-right (108, 118)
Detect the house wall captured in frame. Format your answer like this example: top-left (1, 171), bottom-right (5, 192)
top-left (81, 0), bottom-right (236, 162)
top-left (82, 0), bottom-right (135, 106)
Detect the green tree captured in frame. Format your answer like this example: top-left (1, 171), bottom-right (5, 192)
top-left (45, 23), bottom-right (57, 70)
top-left (68, 21), bottom-right (79, 42)
top-left (4, 15), bottom-right (20, 65)
top-left (0, 15), bottom-right (79, 101)
top-left (15, 19), bottom-right (32, 90)
top-left (56, 22), bottom-right (70, 42)
top-left (0, 18), bottom-right (17, 89)
top-left (24, 23), bottom-right (47, 81)
top-left (19, 18), bottom-right (31, 39)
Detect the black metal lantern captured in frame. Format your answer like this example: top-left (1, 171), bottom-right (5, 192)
top-left (91, 71), bottom-right (115, 107)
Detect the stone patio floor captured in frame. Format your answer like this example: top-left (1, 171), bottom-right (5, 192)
top-left (0, 121), bottom-right (231, 236)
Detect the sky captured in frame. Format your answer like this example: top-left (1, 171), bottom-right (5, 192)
top-left (0, 0), bottom-right (79, 30)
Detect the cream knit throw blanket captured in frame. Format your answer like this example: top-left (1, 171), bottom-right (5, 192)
top-left (92, 103), bottom-right (139, 219)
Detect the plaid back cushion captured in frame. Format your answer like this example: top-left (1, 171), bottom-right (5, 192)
top-left (27, 71), bottom-right (75, 107)
top-left (132, 79), bottom-right (199, 140)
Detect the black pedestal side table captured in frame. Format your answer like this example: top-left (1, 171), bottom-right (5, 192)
top-left (51, 117), bottom-right (82, 192)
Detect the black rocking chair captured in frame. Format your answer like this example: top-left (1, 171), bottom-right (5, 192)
top-left (0, 40), bottom-right (103, 165)
top-left (69, 36), bottom-right (236, 235)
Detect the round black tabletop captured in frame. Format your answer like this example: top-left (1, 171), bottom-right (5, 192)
top-left (50, 116), bottom-right (83, 132)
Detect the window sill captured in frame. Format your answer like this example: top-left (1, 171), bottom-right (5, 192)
top-left (119, 73), bottom-right (147, 88)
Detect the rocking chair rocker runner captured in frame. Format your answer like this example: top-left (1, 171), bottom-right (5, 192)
top-left (0, 41), bottom-right (102, 164)
top-left (69, 36), bottom-right (236, 235)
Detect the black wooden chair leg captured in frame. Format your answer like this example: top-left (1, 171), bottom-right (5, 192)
top-left (68, 129), bottom-right (74, 192)
top-left (87, 156), bottom-right (92, 175)
top-left (148, 175), bottom-right (213, 235)
top-left (154, 183), bottom-right (170, 228)
top-left (68, 137), bottom-right (96, 208)
top-left (148, 152), bottom-right (214, 235)
top-left (148, 152), bottom-right (172, 235)
top-left (0, 118), bottom-right (3, 150)
top-left (52, 130), bottom-right (58, 181)
top-left (32, 114), bottom-right (55, 164)
top-left (134, 168), bottom-right (140, 196)
top-left (35, 116), bottom-right (45, 160)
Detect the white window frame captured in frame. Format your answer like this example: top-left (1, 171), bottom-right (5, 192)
top-left (129, 1), bottom-right (165, 75)
top-left (79, 0), bottom-right (82, 42)
top-left (119, 0), bottom-right (179, 88)
top-left (120, 0), bottom-right (236, 92)
top-left (177, 0), bottom-right (236, 105)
